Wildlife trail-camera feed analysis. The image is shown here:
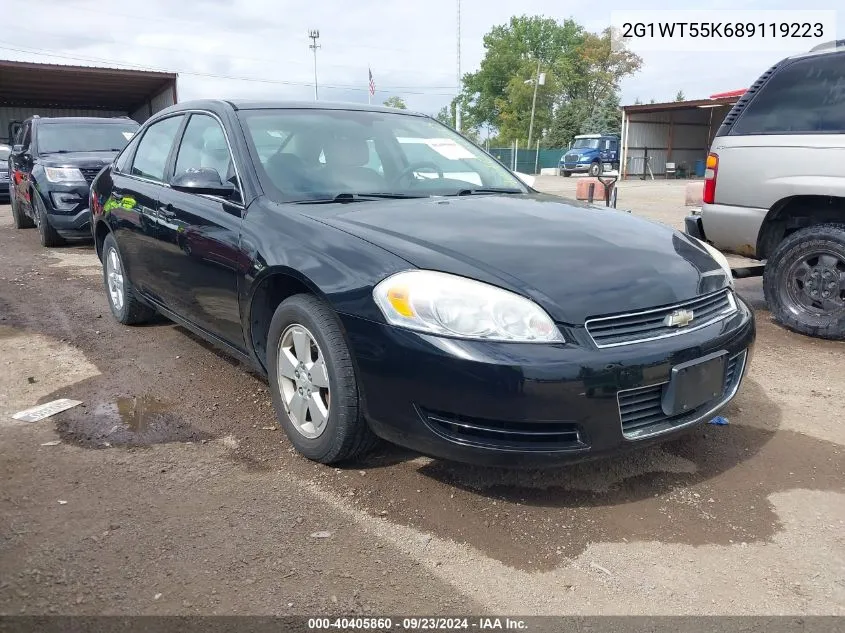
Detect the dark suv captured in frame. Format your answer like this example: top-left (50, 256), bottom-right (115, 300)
top-left (8, 116), bottom-right (139, 246)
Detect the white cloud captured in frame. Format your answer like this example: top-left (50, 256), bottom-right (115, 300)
top-left (0, 0), bottom-right (841, 114)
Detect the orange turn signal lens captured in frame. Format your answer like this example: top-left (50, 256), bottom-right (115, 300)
top-left (387, 286), bottom-right (414, 317)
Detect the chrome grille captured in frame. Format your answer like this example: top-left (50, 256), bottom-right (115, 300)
top-left (564, 153), bottom-right (578, 163)
top-left (585, 289), bottom-right (736, 348)
top-left (618, 350), bottom-right (746, 440)
top-left (80, 167), bottom-right (102, 184)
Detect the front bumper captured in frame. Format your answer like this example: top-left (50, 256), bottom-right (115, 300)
top-left (341, 296), bottom-right (755, 467)
top-left (39, 184), bottom-right (93, 238)
top-left (48, 207), bottom-right (93, 238)
top-left (560, 163), bottom-right (590, 173)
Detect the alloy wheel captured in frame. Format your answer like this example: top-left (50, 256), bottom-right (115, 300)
top-left (106, 247), bottom-right (125, 312)
top-left (277, 324), bottom-right (331, 439)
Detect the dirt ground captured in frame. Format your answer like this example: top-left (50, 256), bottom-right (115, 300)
top-left (1, 181), bottom-right (843, 616)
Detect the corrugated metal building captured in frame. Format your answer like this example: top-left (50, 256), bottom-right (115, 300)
top-left (620, 94), bottom-right (742, 179)
top-left (0, 60), bottom-right (178, 143)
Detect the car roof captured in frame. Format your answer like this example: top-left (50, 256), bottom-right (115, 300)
top-left (786, 40), bottom-right (845, 61)
top-left (158, 99), bottom-right (429, 118)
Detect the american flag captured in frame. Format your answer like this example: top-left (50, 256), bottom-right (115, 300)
top-left (368, 68), bottom-right (375, 96)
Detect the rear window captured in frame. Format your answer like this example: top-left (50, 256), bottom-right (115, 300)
top-left (36, 121), bottom-right (139, 154)
top-left (731, 52), bottom-right (845, 135)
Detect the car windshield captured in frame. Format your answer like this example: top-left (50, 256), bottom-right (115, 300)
top-left (571, 138), bottom-right (600, 149)
top-left (238, 108), bottom-right (526, 201)
top-left (37, 122), bottom-right (139, 154)
top-left (0, 146), bottom-right (10, 160)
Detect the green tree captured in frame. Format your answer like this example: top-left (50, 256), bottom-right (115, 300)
top-left (633, 97), bottom-right (643, 105)
top-left (675, 90), bottom-right (686, 102)
top-left (383, 96), bottom-right (407, 109)
top-left (460, 15), bottom-right (584, 139)
top-left (461, 17), bottom-right (640, 147)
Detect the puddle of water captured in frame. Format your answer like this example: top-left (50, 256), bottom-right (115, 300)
top-left (56, 394), bottom-right (213, 447)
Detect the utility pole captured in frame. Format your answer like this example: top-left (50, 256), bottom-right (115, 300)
top-left (455, 0), bottom-right (462, 132)
top-left (308, 29), bottom-right (320, 101)
top-left (527, 58), bottom-right (542, 151)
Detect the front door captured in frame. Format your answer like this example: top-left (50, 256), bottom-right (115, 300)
top-left (155, 113), bottom-right (246, 350)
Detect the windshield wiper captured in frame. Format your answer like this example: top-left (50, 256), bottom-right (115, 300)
top-left (454, 187), bottom-right (524, 196)
top-left (294, 192), bottom-right (428, 204)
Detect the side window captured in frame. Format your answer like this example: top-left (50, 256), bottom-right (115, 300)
top-left (130, 116), bottom-right (183, 182)
top-left (608, 139), bottom-right (618, 152)
top-left (733, 53), bottom-right (845, 135)
top-left (114, 134), bottom-right (141, 173)
top-left (174, 114), bottom-right (236, 187)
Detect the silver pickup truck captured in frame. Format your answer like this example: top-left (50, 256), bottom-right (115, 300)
top-left (685, 41), bottom-right (845, 340)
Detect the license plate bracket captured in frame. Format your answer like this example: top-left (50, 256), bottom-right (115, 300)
top-left (661, 351), bottom-right (727, 417)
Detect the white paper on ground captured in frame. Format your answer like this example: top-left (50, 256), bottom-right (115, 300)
top-left (12, 399), bottom-right (82, 422)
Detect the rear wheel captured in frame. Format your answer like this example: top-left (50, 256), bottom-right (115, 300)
top-left (10, 194), bottom-right (35, 229)
top-left (33, 193), bottom-right (64, 247)
top-left (763, 223), bottom-right (845, 340)
top-left (102, 233), bottom-right (155, 325)
top-left (266, 294), bottom-right (377, 464)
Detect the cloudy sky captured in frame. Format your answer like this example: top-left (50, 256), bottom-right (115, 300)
top-left (1, 0), bottom-right (841, 115)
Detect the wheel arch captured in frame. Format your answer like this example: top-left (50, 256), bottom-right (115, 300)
top-left (94, 219), bottom-right (111, 261)
top-left (246, 266), bottom-right (335, 374)
top-left (757, 194), bottom-right (845, 259)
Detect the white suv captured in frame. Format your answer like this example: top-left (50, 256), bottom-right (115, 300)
top-left (686, 41), bottom-right (845, 339)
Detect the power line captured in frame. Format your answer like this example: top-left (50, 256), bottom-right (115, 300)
top-left (8, 25), bottom-right (455, 83)
top-left (0, 43), bottom-right (458, 96)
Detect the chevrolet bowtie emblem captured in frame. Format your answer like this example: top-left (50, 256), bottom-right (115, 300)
top-left (664, 309), bottom-right (694, 328)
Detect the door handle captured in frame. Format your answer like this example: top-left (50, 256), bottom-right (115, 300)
top-left (158, 204), bottom-right (176, 220)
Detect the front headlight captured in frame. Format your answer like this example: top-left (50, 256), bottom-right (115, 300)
top-left (692, 237), bottom-right (734, 288)
top-left (373, 270), bottom-right (564, 343)
top-left (44, 167), bottom-right (85, 183)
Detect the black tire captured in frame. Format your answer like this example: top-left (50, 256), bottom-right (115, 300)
top-left (33, 193), bottom-right (64, 247)
top-left (266, 294), bottom-right (377, 464)
top-left (589, 161), bottom-right (602, 177)
top-left (102, 233), bottom-right (155, 325)
top-left (562, 170), bottom-right (572, 177)
top-left (763, 223), bottom-right (845, 340)
top-left (10, 194), bottom-right (35, 229)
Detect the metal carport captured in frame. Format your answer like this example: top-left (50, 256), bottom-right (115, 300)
top-left (0, 60), bottom-right (178, 143)
top-left (619, 93), bottom-right (743, 180)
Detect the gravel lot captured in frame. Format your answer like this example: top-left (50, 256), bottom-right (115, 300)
top-left (1, 181), bottom-right (843, 616)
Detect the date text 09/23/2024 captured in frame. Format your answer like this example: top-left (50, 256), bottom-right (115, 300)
top-left (307, 617), bottom-right (529, 630)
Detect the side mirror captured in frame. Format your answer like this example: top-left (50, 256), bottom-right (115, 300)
top-left (171, 168), bottom-right (234, 197)
top-left (13, 144), bottom-right (22, 152)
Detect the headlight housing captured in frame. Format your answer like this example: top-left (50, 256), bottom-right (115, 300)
top-left (373, 270), bottom-right (564, 343)
top-left (44, 167), bottom-right (85, 183)
top-left (692, 237), bottom-right (734, 288)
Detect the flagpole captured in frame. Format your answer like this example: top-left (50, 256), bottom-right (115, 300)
top-left (368, 65), bottom-right (372, 105)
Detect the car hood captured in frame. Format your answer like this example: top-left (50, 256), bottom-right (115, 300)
top-left (299, 194), bottom-right (729, 324)
top-left (38, 151), bottom-right (117, 168)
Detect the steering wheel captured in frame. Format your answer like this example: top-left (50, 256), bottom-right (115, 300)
top-left (394, 161), bottom-right (444, 187)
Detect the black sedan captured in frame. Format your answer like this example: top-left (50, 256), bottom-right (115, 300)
top-left (90, 100), bottom-right (755, 466)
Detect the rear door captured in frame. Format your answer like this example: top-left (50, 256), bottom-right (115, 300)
top-left (110, 114), bottom-right (185, 302)
top-left (154, 112), bottom-right (246, 349)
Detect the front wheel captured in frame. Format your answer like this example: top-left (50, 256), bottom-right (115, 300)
top-left (588, 161), bottom-right (602, 177)
top-left (763, 223), bottom-right (845, 340)
top-left (266, 294), bottom-right (377, 464)
top-left (562, 170), bottom-right (572, 177)
top-left (33, 193), bottom-right (64, 247)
